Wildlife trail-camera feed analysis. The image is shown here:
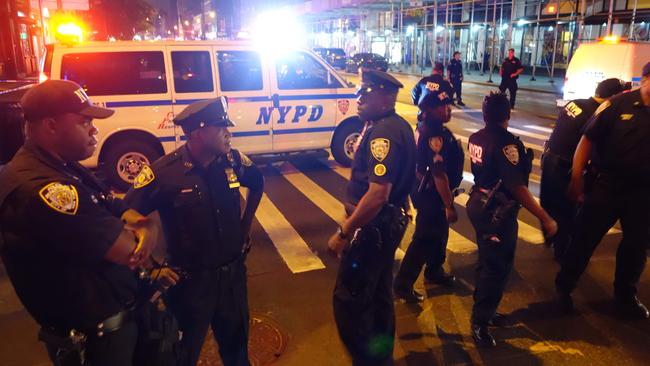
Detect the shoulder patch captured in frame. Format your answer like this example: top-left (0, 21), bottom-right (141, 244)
top-left (370, 138), bottom-right (390, 162)
top-left (428, 136), bottom-right (443, 153)
top-left (564, 101), bottom-right (583, 118)
top-left (134, 165), bottom-right (155, 189)
top-left (374, 163), bottom-right (387, 176)
top-left (240, 152), bottom-right (253, 167)
top-left (39, 182), bottom-right (79, 215)
top-left (502, 144), bottom-right (520, 165)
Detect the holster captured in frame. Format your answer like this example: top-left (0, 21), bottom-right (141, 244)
top-left (38, 327), bottom-right (86, 366)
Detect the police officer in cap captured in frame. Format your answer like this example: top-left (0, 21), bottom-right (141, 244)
top-left (448, 51), bottom-right (466, 106)
top-left (412, 62), bottom-right (453, 119)
top-left (498, 49), bottom-right (524, 109)
top-left (541, 78), bottom-right (629, 260)
top-left (0, 80), bottom-right (159, 365)
top-left (328, 69), bottom-right (416, 365)
top-left (124, 97), bottom-right (264, 366)
top-left (466, 92), bottom-right (557, 347)
top-left (556, 62), bottom-right (650, 318)
top-left (394, 85), bottom-right (464, 303)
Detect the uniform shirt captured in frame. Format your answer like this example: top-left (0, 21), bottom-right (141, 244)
top-left (123, 145), bottom-right (263, 270)
top-left (468, 125), bottom-right (532, 196)
top-left (501, 57), bottom-right (523, 81)
top-left (448, 59), bottom-right (463, 80)
top-left (347, 110), bottom-right (416, 207)
top-left (0, 144), bottom-right (136, 331)
top-left (583, 89), bottom-right (650, 182)
top-left (411, 74), bottom-right (453, 106)
top-left (547, 97), bottom-right (600, 161)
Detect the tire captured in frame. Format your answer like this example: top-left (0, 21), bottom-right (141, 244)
top-left (331, 119), bottom-right (363, 167)
top-left (102, 139), bottom-right (162, 192)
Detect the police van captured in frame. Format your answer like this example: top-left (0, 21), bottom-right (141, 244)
top-left (41, 40), bottom-right (361, 190)
top-left (559, 39), bottom-right (650, 106)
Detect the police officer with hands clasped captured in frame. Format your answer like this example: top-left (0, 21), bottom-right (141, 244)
top-left (541, 78), bottom-right (629, 260)
top-left (124, 97), bottom-right (264, 366)
top-left (393, 83), bottom-right (464, 303)
top-left (466, 92), bottom-right (557, 347)
top-left (328, 69), bottom-right (416, 366)
top-left (0, 80), bottom-right (160, 365)
top-left (556, 62), bottom-right (650, 318)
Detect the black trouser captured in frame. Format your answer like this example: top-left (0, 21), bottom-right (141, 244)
top-left (451, 77), bottom-right (463, 102)
top-left (466, 191), bottom-right (519, 326)
top-left (556, 176), bottom-right (650, 299)
top-left (498, 79), bottom-right (518, 108)
top-left (540, 151), bottom-right (576, 258)
top-left (44, 321), bottom-right (138, 366)
top-left (394, 207), bottom-right (449, 290)
top-left (333, 207), bottom-right (408, 366)
top-left (169, 260), bottom-right (250, 366)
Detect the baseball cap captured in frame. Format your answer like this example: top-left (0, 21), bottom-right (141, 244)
top-left (20, 80), bottom-right (114, 121)
top-left (594, 78), bottom-right (630, 99)
top-left (418, 89), bottom-right (453, 109)
top-left (173, 96), bottom-right (235, 134)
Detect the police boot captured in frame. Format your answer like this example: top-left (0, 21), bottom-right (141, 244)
top-left (393, 286), bottom-right (425, 303)
top-left (457, 101), bottom-right (466, 107)
top-left (615, 296), bottom-right (650, 319)
top-left (487, 312), bottom-right (508, 327)
top-left (471, 324), bottom-right (496, 347)
top-left (425, 272), bottom-right (456, 287)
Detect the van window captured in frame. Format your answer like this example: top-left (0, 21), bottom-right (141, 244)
top-left (171, 51), bottom-right (214, 93)
top-left (276, 51), bottom-right (342, 89)
top-left (216, 51), bottom-right (263, 91)
top-left (61, 52), bottom-right (167, 95)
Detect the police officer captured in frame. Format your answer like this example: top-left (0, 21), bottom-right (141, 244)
top-left (0, 80), bottom-right (158, 365)
top-left (448, 51), bottom-right (466, 107)
top-left (412, 62), bottom-right (453, 120)
top-left (124, 97), bottom-right (264, 366)
top-left (394, 86), bottom-right (464, 303)
top-left (498, 49), bottom-right (524, 109)
top-left (466, 92), bottom-right (557, 347)
top-left (556, 62), bottom-right (650, 318)
top-left (541, 78), bottom-right (629, 260)
top-left (328, 70), bottom-right (416, 365)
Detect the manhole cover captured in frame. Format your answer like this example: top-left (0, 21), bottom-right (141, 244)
top-left (198, 312), bottom-right (287, 365)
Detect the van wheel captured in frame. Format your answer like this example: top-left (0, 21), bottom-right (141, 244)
top-left (103, 140), bottom-right (161, 192)
top-left (331, 120), bottom-right (363, 167)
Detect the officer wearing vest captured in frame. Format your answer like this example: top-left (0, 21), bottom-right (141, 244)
top-left (466, 92), bottom-right (557, 347)
top-left (541, 78), bottom-right (629, 260)
top-left (556, 62), bottom-right (650, 319)
top-left (498, 49), bottom-right (524, 109)
top-left (448, 51), bottom-right (466, 106)
top-left (123, 97), bottom-right (264, 366)
top-left (412, 62), bottom-right (453, 120)
top-left (394, 85), bottom-right (464, 303)
top-left (328, 70), bottom-right (416, 365)
top-left (0, 80), bottom-right (159, 365)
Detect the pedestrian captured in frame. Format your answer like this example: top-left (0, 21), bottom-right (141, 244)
top-left (412, 62), bottom-right (453, 120)
top-left (466, 92), bottom-right (557, 347)
top-left (541, 78), bottom-right (629, 260)
top-left (0, 80), bottom-right (159, 365)
top-left (448, 51), bottom-right (466, 106)
top-left (328, 69), bottom-right (416, 365)
top-left (394, 86), bottom-right (464, 303)
top-left (498, 48), bottom-right (524, 109)
top-left (556, 62), bottom-right (650, 318)
top-left (124, 97), bottom-right (264, 366)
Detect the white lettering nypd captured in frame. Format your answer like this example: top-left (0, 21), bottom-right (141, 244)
top-left (256, 105), bottom-right (324, 125)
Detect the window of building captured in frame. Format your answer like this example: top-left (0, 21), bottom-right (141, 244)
top-left (171, 51), bottom-right (213, 93)
top-left (61, 52), bottom-right (167, 95)
top-left (275, 51), bottom-right (342, 90)
top-left (216, 51), bottom-right (263, 91)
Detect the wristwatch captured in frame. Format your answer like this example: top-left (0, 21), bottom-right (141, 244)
top-left (337, 225), bottom-right (349, 241)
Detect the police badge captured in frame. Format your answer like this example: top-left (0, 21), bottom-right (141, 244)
top-left (370, 138), bottom-right (390, 162)
top-left (134, 165), bottom-right (155, 189)
top-left (502, 144), bottom-right (520, 165)
top-left (428, 137), bottom-right (443, 153)
top-left (39, 182), bottom-right (79, 215)
top-left (240, 152), bottom-right (253, 167)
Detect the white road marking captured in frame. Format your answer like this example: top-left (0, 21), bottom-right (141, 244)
top-left (524, 125), bottom-right (554, 133)
top-left (507, 126), bottom-right (549, 141)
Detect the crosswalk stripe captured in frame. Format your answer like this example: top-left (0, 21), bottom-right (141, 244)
top-left (507, 126), bottom-right (549, 141)
top-left (255, 193), bottom-right (326, 273)
top-left (524, 125), bottom-right (554, 133)
top-left (457, 133), bottom-right (542, 168)
top-left (447, 229), bottom-right (478, 253)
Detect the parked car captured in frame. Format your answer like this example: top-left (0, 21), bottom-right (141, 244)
top-left (345, 53), bottom-right (389, 73)
top-left (313, 47), bottom-right (347, 69)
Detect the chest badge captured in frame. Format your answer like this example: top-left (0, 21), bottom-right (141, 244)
top-left (225, 167), bottom-right (241, 188)
top-left (39, 182), bottom-right (79, 215)
top-left (134, 165), bottom-right (155, 189)
top-left (240, 152), bottom-right (253, 167)
top-left (428, 136), bottom-right (444, 153)
top-left (370, 138), bottom-right (390, 162)
top-left (502, 144), bottom-right (520, 165)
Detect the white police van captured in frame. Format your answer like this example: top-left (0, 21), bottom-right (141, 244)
top-left (41, 40), bottom-right (361, 190)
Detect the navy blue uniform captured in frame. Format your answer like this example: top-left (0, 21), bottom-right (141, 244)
top-left (411, 74), bottom-right (453, 119)
top-left (498, 57), bottom-right (523, 108)
top-left (448, 59), bottom-right (464, 103)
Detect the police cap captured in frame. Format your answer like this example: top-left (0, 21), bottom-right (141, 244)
top-left (173, 96), bottom-right (235, 134)
top-left (594, 78), bottom-right (630, 99)
top-left (20, 80), bottom-right (114, 121)
top-left (356, 69), bottom-right (403, 96)
top-left (418, 88), bottom-right (453, 109)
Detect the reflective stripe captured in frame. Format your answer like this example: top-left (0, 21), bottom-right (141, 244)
top-left (105, 93), bottom-right (356, 108)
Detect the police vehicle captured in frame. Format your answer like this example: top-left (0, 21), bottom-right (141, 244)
top-left (40, 40), bottom-right (361, 190)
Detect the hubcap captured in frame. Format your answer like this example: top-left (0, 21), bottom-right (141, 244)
top-left (116, 152), bottom-right (150, 184)
top-left (343, 132), bottom-right (361, 160)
